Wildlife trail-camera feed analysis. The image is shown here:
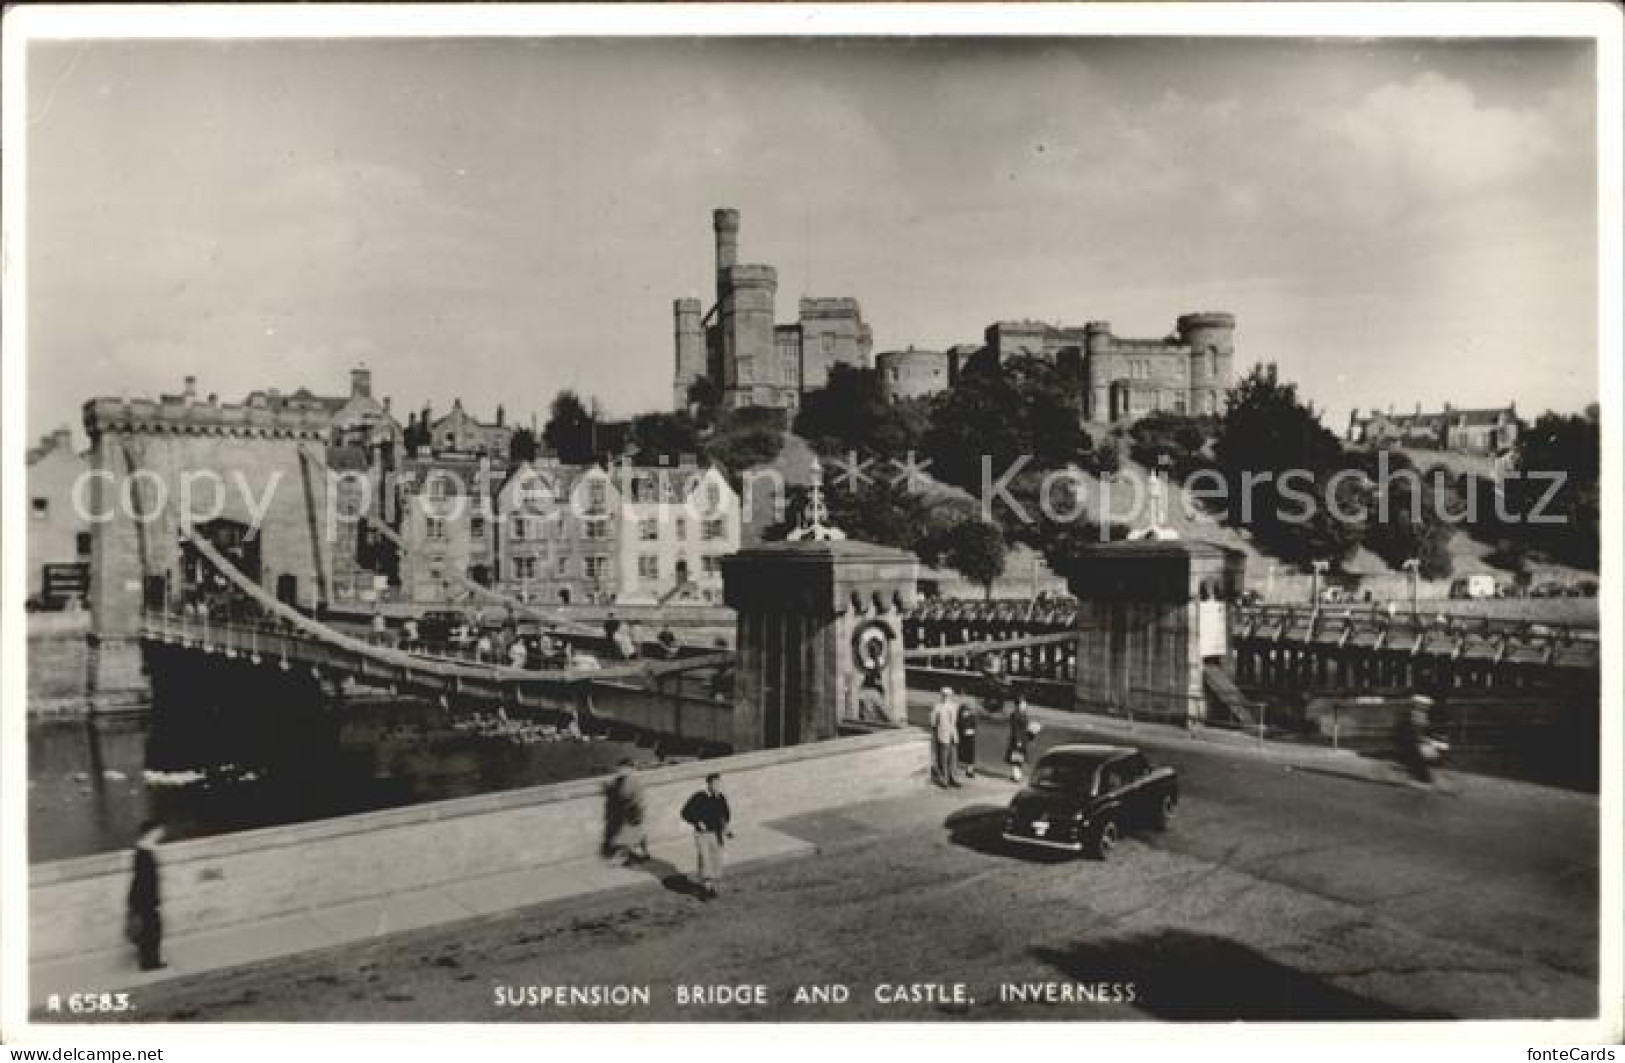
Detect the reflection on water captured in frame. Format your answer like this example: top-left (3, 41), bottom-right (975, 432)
top-left (27, 698), bottom-right (654, 864)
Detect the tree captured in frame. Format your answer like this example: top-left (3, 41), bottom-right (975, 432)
top-left (686, 375), bottom-right (722, 429)
top-left (922, 355), bottom-right (1084, 493)
top-left (794, 364), bottom-right (928, 459)
top-left (629, 411), bottom-right (701, 462)
top-left (938, 519), bottom-right (1007, 599)
top-left (543, 391), bottom-right (595, 465)
top-left (704, 425), bottom-right (784, 479)
top-left (1213, 363), bottom-right (1361, 568)
top-left (507, 427), bottom-right (539, 465)
top-left (1509, 411), bottom-right (1600, 569)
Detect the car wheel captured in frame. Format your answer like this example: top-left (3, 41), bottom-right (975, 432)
top-left (1151, 793), bottom-right (1176, 831)
top-left (1087, 818), bottom-right (1119, 860)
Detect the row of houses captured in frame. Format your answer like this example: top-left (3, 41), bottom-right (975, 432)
top-left (315, 367), bottom-right (742, 607)
top-left (1346, 402), bottom-right (1521, 455)
top-left (355, 452), bottom-right (741, 608)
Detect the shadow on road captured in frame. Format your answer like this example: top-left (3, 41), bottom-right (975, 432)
top-left (1034, 929), bottom-right (1448, 1021)
top-left (944, 805), bottom-right (1072, 863)
top-left (616, 854), bottom-right (710, 899)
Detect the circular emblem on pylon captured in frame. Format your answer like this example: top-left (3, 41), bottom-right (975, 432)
top-left (852, 619), bottom-right (891, 676)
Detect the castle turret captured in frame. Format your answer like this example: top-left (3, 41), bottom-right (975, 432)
top-left (673, 297), bottom-right (706, 408)
top-left (1084, 321), bottom-right (1114, 358)
top-left (1176, 311), bottom-right (1236, 417)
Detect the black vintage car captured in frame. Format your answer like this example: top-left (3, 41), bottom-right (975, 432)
top-left (1001, 744), bottom-right (1178, 859)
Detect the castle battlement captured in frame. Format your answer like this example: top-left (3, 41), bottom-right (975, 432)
top-left (84, 395), bottom-right (334, 441)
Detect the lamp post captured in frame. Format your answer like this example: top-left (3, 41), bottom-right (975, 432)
top-left (1310, 560), bottom-right (1330, 608)
top-left (1401, 558), bottom-right (1420, 620)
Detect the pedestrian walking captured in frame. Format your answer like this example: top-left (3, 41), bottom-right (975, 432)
top-left (603, 760), bottom-right (651, 864)
top-left (126, 820), bottom-right (166, 971)
top-left (1007, 696), bottom-right (1034, 783)
top-left (680, 773), bottom-right (733, 898)
top-left (956, 697), bottom-right (979, 778)
top-left (1394, 694), bottom-right (1435, 786)
top-left (929, 687), bottom-right (961, 787)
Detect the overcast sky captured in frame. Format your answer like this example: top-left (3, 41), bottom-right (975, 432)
top-left (25, 35), bottom-right (1598, 440)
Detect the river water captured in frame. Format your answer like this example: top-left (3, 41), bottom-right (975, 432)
top-left (26, 698), bottom-right (658, 865)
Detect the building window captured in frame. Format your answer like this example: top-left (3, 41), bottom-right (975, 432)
top-left (702, 555), bottom-right (722, 575)
top-left (514, 557), bottom-right (537, 580)
top-left (76, 532), bottom-right (92, 557)
top-left (638, 555), bottom-right (659, 580)
top-left (471, 516), bottom-right (486, 539)
top-left (675, 517), bottom-right (688, 540)
top-left (584, 518), bottom-right (609, 541)
top-left (510, 517), bottom-right (526, 541)
top-left (585, 556), bottom-right (609, 581)
top-left (702, 518), bottom-right (726, 541)
top-left (586, 481), bottom-right (608, 512)
top-left (639, 517), bottom-right (659, 541)
top-left (556, 556), bottom-right (570, 578)
top-left (31, 498), bottom-right (47, 519)
top-left (427, 476), bottom-right (449, 500)
top-left (426, 518), bottom-right (446, 541)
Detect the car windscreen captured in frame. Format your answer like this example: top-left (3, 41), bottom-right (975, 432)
top-left (1031, 755), bottom-right (1107, 793)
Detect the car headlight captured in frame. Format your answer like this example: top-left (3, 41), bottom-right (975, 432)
top-left (1071, 810), bottom-right (1087, 822)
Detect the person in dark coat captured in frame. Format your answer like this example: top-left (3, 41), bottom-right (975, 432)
top-left (956, 698), bottom-right (979, 778)
top-left (127, 820), bottom-right (166, 971)
top-left (1006, 696), bottom-right (1034, 782)
top-left (680, 773), bottom-right (733, 899)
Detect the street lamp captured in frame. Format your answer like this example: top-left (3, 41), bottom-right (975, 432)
top-left (1310, 560), bottom-right (1330, 607)
top-left (1401, 558), bottom-right (1420, 620)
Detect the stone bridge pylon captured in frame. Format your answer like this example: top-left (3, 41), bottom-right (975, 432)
top-left (81, 392), bottom-right (335, 693)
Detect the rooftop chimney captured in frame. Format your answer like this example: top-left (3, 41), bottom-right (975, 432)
top-left (496, 404), bottom-right (506, 427)
top-left (184, 375), bottom-right (197, 403)
top-left (351, 364), bottom-right (373, 399)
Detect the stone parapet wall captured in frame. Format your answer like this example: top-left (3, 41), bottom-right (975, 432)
top-left (29, 728), bottom-right (927, 963)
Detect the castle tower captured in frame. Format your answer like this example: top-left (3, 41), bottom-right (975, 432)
top-left (1176, 312), bottom-right (1236, 417)
top-left (1084, 321), bottom-right (1114, 421)
top-left (709, 208), bottom-right (783, 408)
top-left (673, 297), bottom-right (705, 409)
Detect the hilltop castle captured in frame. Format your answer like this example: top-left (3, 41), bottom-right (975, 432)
top-left (672, 209), bottom-right (873, 412)
top-left (974, 313), bottom-right (1237, 422)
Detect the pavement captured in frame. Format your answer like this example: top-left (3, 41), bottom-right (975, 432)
top-left (31, 700), bottom-right (1597, 1012)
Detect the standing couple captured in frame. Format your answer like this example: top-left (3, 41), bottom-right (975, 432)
top-left (929, 687), bottom-right (979, 787)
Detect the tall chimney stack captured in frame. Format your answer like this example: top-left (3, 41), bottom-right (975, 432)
top-left (183, 375), bottom-right (197, 404)
top-left (351, 364), bottom-right (373, 399)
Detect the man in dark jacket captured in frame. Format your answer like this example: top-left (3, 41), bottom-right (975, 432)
top-left (127, 820), bottom-right (166, 970)
top-left (680, 773), bottom-right (733, 899)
